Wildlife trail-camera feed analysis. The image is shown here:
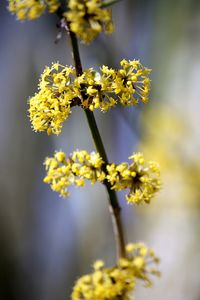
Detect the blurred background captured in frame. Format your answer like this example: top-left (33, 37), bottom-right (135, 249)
top-left (1, 0), bottom-right (200, 299)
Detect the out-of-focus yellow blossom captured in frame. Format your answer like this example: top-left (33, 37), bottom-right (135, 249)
top-left (107, 59), bottom-right (151, 105)
top-left (44, 150), bottom-right (106, 197)
top-left (106, 153), bottom-right (161, 204)
top-left (140, 105), bottom-right (200, 210)
top-left (65, 0), bottom-right (114, 43)
top-left (29, 63), bottom-right (78, 135)
top-left (72, 243), bottom-right (160, 300)
top-left (44, 150), bottom-right (160, 204)
top-left (8, 0), bottom-right (60, 20)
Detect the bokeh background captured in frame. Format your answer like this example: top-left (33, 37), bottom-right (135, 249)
top-left (1, 0), bottom-right (200, 299)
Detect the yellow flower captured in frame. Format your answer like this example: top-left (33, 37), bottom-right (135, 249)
top-left (72, 243), bottom-right (160, 300)
top-left (101, 59), bottom-right (151, 106)
top-left (106, 153), bottom-right (161, 205)
top-left (8, 0), bottom-right (60, 20)
top-left (44, 152), bottom-right (73, 197)
top-left (29, 59), bottom-right (151, 135)
top-left (73, 59), bottom-right (151, 111)
top-left (29, 63), bottom-right (78, 135)
top-left (44, 150), bottom-right (160, 203)
top-left (44, 150), bottom-right (106, 196)
top-left (74, 68), bottom-right (116, 111)
top-left (65, 0), bottom-right (114, 43)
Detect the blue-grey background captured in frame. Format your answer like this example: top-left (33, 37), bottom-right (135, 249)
top-left (1, 0), bottom-right (200, 299)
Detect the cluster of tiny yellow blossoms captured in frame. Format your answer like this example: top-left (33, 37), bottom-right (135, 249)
top-left (74, 68), bottom-right (117, 111)
top-left (65, 0), bottom-right (114, 43)
top-left (76, 59), bottom-right (151, 111)
top-left (8, 0), bottom-right (60, 20)
top-left (29, 60), bottom-right (151, 134)
top-left (29, 63), bottom-right (78, 135)
top-left (44, 150), bottom-right (105, 197)
top-left (111, 59), bottom-right (151, 105)
top-left (72, 243), bottom-right (160, 300)
top-left (107, 152), bottom-right (161, 204)
top-left (44, 150), bottom-right (160, 204)
top-left (8, 0), bottom-right (113, 43)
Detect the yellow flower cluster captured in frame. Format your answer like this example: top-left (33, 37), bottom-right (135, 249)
top-left (111, 59), bottom-right (151, 105)
top-left (29, 60), bottom-right (151, 134)
top-left (8, 0), bottom-right (60, 20)
top-left (72, 243), bottom-right (160, 300)
top-left (65, 0), bottom-right (114, 43)
top-left (44, 150), bottom-right (160, 204)
top-left (77, 59), bottom-right (151, 110)
top-left (107, 152), bottom-right (161, 204)
top-left (74, 68), bottom-right (117, 111)
top-left (29, 63), bottom-right (78, 135)
top-left (44, 150), bottom-right (105, 197)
